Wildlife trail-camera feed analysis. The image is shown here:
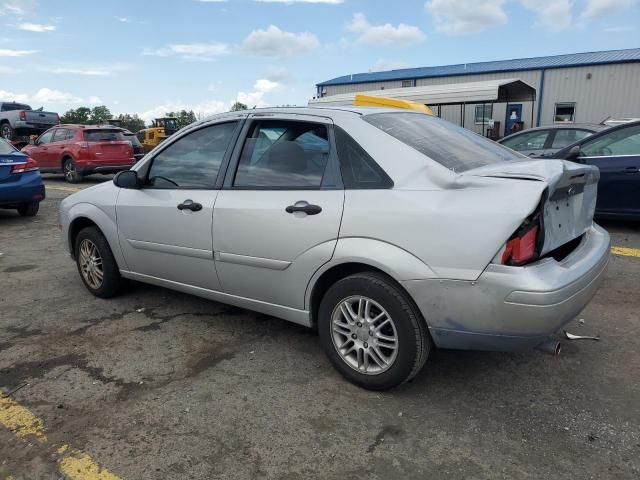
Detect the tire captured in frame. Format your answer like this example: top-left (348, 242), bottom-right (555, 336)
top-left (63, 157), bottom-right (82, 184)
top-left (74, 226), bottom-right (123, 298)
top-left (318, 272), bottom-right (431, 390)
top-left (0, 123), bottom-right (14, 141)
top-left (17, 202), bottom-right (39, 217)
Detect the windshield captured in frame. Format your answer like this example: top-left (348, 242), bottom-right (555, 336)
top-left (0, 138), bottom-right (17, 154)
top-left (363, 112), bottom-right (526, 173)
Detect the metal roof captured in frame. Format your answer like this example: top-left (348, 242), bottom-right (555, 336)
top-left (317, 48), bottom-right (640, 87)
top-left (309, 79), bottom-right (536, 106)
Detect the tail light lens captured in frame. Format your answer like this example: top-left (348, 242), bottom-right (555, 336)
top-left (19, 111), bottom-right (26, 121)
top-left (11, 157), bottom-right (39, 174)
top-left (502, 224), bottom-right (539, 265)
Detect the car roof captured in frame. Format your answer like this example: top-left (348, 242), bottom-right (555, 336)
top-left (498, 123), bottom-right (609, 143)
top-left (198, 106), bottom-right (403, 124)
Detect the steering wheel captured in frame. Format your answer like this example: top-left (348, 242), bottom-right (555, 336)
top-left (599, 147), bottom-right (612, 156)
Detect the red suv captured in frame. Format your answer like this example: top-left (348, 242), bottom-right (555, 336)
top-left (22, 125), bottom-right (135, 183)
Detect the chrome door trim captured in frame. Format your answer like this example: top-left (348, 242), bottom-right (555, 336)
top-left (128, 239), bottom-right (213, 260)
top-left (215, 251), bottom-right (291, 270)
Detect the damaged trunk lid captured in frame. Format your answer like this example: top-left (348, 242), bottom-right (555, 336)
top-left (464, 159), bottom-right (599, 255)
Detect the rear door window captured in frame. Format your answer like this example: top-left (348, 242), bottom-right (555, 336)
top-left (233, 120), bottom-right (330, 188)
top-left (364, 112), bottom-right (525, 173)
top-left (550, 129), bottom-right (592, 149)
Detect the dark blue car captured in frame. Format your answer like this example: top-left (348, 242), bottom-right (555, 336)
top-left (554, 120), bottom-right (640, 221)
top-left (0, 138), bottom-right (45, 216)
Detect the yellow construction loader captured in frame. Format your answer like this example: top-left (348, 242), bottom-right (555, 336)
top-left (136, 117), bottom-right (179, 153)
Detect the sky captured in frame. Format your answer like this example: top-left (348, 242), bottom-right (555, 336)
top-left (0, 0), bottom-right (638, 123)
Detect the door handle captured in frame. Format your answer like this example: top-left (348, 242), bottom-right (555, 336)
top-left (177, 199), bottom-right (203, 212)
top-left (285, 202), bottom-right (322, 215)
top-left (623, 166), bottom-right (639, 174)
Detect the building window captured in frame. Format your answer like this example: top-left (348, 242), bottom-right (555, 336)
top-left (401, 80), bottom-right (414, 88)
top-left (474, 104), bottom-right (493, 124)
top-left (554, 103), bottom-right (576, 123)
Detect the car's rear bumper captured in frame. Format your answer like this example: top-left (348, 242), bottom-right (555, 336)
top-left (402, 224), bottom-right (610, 351)
top-left (0, 171), bottom-right (45, 206)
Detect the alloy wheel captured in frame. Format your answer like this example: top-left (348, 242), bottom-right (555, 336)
top-left (331, 296), bottom-right (398, 375)
top-left (79, 239), bottom-right (103, 289)
top-left (64, 160), bottom-right (76, 182)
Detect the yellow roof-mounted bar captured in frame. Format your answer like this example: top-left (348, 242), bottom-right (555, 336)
top-left (353, 94), bottom-right (433, 115)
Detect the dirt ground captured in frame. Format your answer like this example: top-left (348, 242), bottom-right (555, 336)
top-left (1, 175), bottom-right (639, 479)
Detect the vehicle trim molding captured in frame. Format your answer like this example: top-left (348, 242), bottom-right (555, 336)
top-left (127, 239), bottom-right (213, 260)
top-left (214, 251), bottom-right (291, 270)
top-left (120, 270), bottom-right (311, 327)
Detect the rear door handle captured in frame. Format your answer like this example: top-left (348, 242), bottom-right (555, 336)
top-left (623, 166), bottom-right (639, 174)
top-left (177, 199), bottom-right (203, 212)
top-left (285, 202), bottom-right (322, 215)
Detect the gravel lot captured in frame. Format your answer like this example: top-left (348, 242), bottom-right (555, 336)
top-left (1, 175), bottom-right (639, 479)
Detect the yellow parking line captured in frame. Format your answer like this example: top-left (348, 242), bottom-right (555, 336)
top-left (0, 395), bottom-right (47, 443)
top-left (611, 246), bottom-right (640, 258)
top-left (58, 445), bottom-right (121, 480)
top-left (1, 392), bottom-right (121, 479)
top-left (46, 185), bottom-right (82, 193)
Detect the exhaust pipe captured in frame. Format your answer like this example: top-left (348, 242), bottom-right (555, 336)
top-left (536, 340), bottom-right (561, 356)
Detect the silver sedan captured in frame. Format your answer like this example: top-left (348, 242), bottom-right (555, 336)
top-left (59, 107), bottom-right (610, 390)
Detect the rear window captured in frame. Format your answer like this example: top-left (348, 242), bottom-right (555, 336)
top-left (363, 112), bottom-right (526, 173)
top-left (84, 129), bottom-right (125, 142)
top-left (124, 133), bottom-right (142, 147)
top-left (1, 103), bottom-right (30, 112)
top-left (0, 138), bottom-right (17, 154)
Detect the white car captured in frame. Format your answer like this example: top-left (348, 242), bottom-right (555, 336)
top-left (59, 107), bottom-right (610, 390)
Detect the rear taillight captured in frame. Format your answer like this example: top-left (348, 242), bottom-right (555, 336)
top-left (502, 224), bottom-right (539, 266)
top-left (11, 157), bottom-right (39, 174)
top-left (19, 111), bottom-right (26, 121)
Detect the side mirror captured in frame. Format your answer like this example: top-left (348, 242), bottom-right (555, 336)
top-left (566, 145), bottom-right (581, 160)
top-left (113, 170), bottom-right (140, 189)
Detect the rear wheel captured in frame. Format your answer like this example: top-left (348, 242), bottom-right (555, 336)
top-left (17, 202), bottom-right (39, 217)
top-left (63, 158), bottom-right (82, 183)
top-left (75, 226), bottom-right (123, 298)
top-left (318, 272), bottom-right (431, 390)
top-left (0, 123), bottom-right (14, 140)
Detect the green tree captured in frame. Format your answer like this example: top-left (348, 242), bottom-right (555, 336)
top-left (60, 107), bottom-right (91, 124)
top-left (165, 110), bottom-right (197, 129)
top-left (230, 102), bottom-right (247, 112)
top-left (89, 106), bottom-right (112, 125)
top-left (114, 113), bottom-right (146, 132)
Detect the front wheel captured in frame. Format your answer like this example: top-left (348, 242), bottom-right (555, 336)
top-left (75, 226), bottom-right (123, 298)
top-left (318, 272), bottom-right (431, 390)
top-left (63, 158), bottom-right (82, 183)
top-left (17, 202), bottom-right (39, 217)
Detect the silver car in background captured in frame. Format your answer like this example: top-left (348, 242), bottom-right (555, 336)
top-left (59, 107), bottom-right (610, 390)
